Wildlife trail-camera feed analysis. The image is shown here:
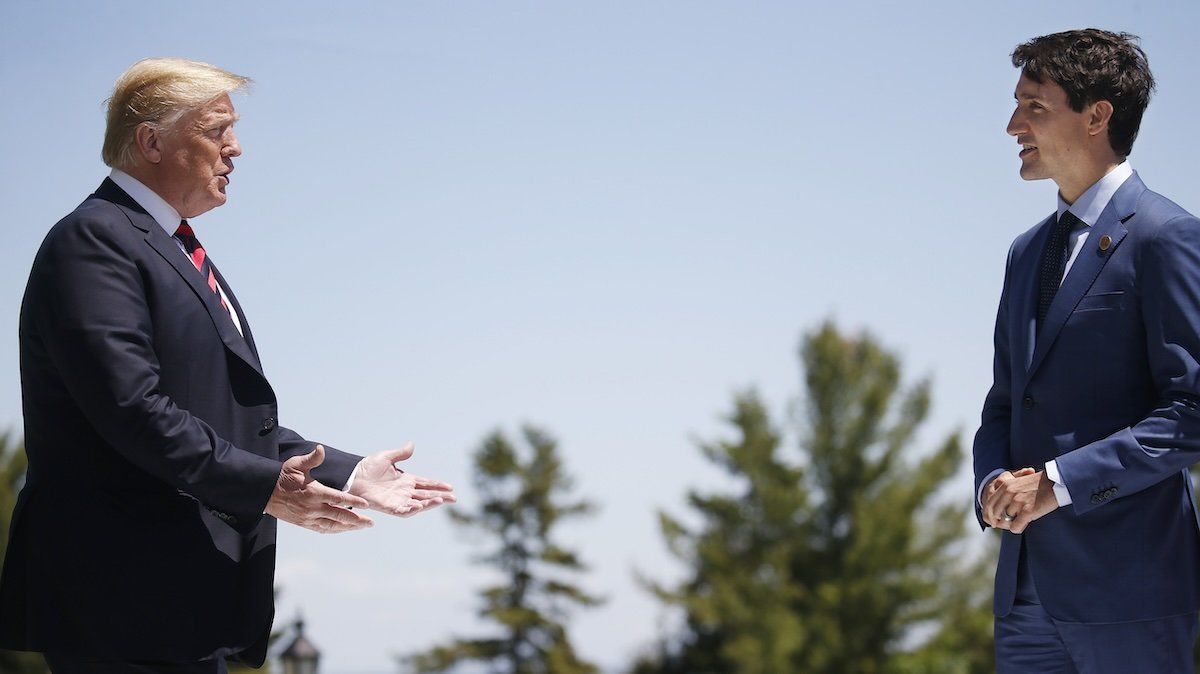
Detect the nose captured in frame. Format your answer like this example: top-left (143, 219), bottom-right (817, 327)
top-left (224, 129), bottom-right (242, 158)
top-left (1006, 108), bottom-right (1024, 137)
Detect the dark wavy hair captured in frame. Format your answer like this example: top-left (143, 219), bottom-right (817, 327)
top-left (1012, 29), bottom-right (1155, 157)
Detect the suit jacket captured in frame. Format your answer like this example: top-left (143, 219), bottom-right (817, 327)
top-left (0, 179), bottom-right (361, 664)
top-left (973, 171), bottom-right (1200, 623)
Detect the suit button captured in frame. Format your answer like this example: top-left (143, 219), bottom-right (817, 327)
top-left (1092, 494), bottom-right (1102, 504)
top-left (262, 417), bottom-right (277, 432)
top-left (1022, 395), bottom-right (1035, 409)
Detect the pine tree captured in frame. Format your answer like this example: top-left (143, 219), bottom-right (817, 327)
top-left (0, 434), bottom-right (50, 674)
top-left (635, 321), bottom-right (985, 673)
top-left (404, 426), bottom-right (602, 674)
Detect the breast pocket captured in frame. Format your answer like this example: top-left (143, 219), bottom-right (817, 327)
top-left (1073, 290), bottom-right (1126, 313)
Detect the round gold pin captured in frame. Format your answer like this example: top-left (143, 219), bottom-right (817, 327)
top-left (1099, 235), bottom-right (1112, 252)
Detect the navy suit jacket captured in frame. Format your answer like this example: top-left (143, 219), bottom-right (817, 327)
top-left (973, 171), bottom-right (1200, 622)
top-left (0, 179), bottom-right (361, 664)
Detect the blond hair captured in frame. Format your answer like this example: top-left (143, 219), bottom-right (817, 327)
top-left (102, 58), bottom-right (250, 169)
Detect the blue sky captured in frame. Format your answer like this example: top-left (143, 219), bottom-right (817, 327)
top-left (3, 3), bottom-right (1199, 672)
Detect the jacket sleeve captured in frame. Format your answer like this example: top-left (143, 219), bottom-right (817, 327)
top-left (29, 214), bottom-right (283, 531)
top-left (972, 241), bottom-right (1016, 529)
top-left (1056, 214), bottom-right (1200, 513)
top-left (276, 426), bottom-right (362, 489)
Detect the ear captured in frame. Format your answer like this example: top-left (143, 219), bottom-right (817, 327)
top-left (133, 122), bottom-right (164, 164)
top-left (1088, 100), bottom-right (1114, 138)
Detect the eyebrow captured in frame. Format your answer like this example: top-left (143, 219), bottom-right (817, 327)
top-left (200, 110), bottom-right (240, 125)
top-left (1014, 92), bottom-right (1043, 101)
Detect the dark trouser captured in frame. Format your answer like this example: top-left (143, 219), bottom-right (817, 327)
top-left (995, 545), bottom-right (1198, 674)
top-left (44, 653), bottom-right (228, 674)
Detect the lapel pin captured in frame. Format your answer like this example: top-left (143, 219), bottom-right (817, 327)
top-left (1099, 235), bottom-right (1112, 252)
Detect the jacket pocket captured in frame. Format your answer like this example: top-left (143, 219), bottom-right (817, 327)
top-left (1073, 290), bottom-right (1125, 313)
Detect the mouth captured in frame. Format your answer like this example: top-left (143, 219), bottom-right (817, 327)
top-left (1019, 143), bottom-right (1037, 158)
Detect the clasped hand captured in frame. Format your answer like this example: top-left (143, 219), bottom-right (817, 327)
top-left (266, 443), bottom-right (456, 534)
top-left (982, 467), bottom-right (1057, 534)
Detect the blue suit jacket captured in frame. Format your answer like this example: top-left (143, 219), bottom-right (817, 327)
top-left (0, 179), bottom-right (361, 664)
top-left (973, 172), bottom-right (1200, 623)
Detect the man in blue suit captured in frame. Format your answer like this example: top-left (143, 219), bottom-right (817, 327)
top-left (974, 29), bottom-right (1200, 673)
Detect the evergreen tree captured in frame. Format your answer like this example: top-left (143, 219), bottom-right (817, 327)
top-left (404, 426), bottom-right (602, 674)
top-left (0, 434), bottom-right (49, 674)
top-left (635, 321), bottom-right (985, 673)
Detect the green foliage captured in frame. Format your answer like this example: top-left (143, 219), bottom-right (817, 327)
top-left (634, 321), bottom-right (992, 674)
top-left (404, 426), bottom-right (602, 674)
top-left (0, 434), bottom-right (49, 674)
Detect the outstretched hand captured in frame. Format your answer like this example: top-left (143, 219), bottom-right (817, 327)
top-left (349, 442), bottom-right (457, 517)
top-left (266, 444), bottom-right (374, 533)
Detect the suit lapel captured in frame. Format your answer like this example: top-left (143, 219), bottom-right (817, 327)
top-left (143, 232), bottom-right (265, 378)
top-left (1014, 215), bottom-right (1054, 374)
top-left (209, 261), bottom-right (264, 369)
top-left (93, 179), bottom-right (267, 379)
top-left (1026, 173), bottom-right (1145, 379)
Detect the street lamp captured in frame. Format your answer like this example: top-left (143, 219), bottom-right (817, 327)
top-left (279, 615), bottom-right (320, 674)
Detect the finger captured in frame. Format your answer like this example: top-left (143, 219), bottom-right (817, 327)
top-left (987, 492), bottom-right (1016, 524)
top-left (374, 442), bottom-right (415, 466)
top-left (306, 480), bottom-right (370, 510)
top-left (414, 499), bottom-right (445, 514)
top-left (410, 488), bottom-right (457, 501)
top-left (1013, 467), bottom-right (1037, 477)
top-left (984, 471), bottom-right (1014, 506)
top-left (288, 444), bottom-right (327, 473)
top-left (319, 503), bottom-right (375, 528)
top-left (982, 484), bottom-right (1006, 519)
top-left (411, 475), bottom-right (454, 491)
top-left (982, 507), bottom-right (997, 528)
top-left (310, 515), bottom-right (369, 534)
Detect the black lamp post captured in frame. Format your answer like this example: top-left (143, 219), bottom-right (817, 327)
top-left (279, 615), bottom-right (320, 674)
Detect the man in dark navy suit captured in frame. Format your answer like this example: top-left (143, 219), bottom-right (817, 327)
top-left (0, 58), bottom-right (456, 673)
top-left (974, 29), bottom-right (1200, 673)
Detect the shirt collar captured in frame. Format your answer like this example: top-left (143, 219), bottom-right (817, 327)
top-left (108, 168), bottom-right (184, 237)
top-left (1056, 161), bottom-right (1134, 228)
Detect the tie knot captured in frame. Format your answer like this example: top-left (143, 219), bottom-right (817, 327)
top-left (1059, 210), bottom-right (1084, 231)
top-left (173, 221), bottom-right (201, 253)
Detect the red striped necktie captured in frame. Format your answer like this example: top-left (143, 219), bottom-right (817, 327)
top-left (173, 221), bottom-right (231, 316)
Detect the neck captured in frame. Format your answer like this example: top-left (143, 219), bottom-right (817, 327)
top-left (1056, 151), bottom-right (1123, 205)
top-left (120, 164), bottom-right (185, 215)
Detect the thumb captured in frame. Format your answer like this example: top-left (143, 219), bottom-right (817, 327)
top-left (374, 442), bottom-right (415, 466)
top-left (1013, 467), bottom-right (1037, 477)
top-left (289, 444), bottom-right (327, 473)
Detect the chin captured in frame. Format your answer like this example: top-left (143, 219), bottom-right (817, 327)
top-left (1018, 165), bottom-right (1048, 181)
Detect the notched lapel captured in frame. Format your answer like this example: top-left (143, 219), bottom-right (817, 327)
top-left (145, 231), bottom-right (266, 378)
top-left (1014, 215), bottom-right (1055, 374)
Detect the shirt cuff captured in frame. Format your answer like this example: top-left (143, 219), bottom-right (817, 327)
top-left (1044, 459), bottom-right (1072, 507)
top-left (343, 460), bottom-right (363, 492)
